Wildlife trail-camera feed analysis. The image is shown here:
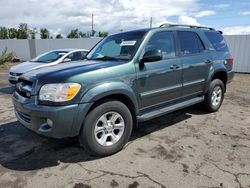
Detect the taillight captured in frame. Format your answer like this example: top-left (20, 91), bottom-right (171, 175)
top-left (229, 55), bottom-right (234, 65)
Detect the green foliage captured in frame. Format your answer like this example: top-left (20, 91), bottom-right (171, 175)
top-left (17, 23), bottom-right (29, 39)
top-left (40, 28), bottom-right (50, 39)
top-left (67, 29), bottom-right (92, 38)
top-left (79, 31), bottom-right (86, 38)
top-left (98, 31), bottom-right (108, 37)
top-left (29, 28), bottom-right (37, 39)
top-left (56, 33), bottom-right (63, 39)
top-left (8, 28), bottom-right (18, 39)
top-left (0, 23), bottom-right (107, 39)
top-left (0, 48), bottom-right (13, 65)
top-left (67, 29), bottom-right (80, 38)
top-left (0, 27), bottom-right (8, 39)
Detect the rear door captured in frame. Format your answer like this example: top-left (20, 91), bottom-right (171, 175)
top-left (176, 31), bottom-right (213, 97)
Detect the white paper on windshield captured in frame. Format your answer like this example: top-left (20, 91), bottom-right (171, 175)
top-left (120, 40), bottom-right (137, 46)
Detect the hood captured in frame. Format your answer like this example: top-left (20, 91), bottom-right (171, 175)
top-left (10, 61), bottom-right (52, 74)
top-left (22, 60), bottom-right (128, 83)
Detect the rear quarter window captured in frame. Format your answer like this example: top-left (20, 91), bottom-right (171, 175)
top-left (205, 32), bottom-right (229, 52)
top-left (177, 31), bottom-right (205, 56)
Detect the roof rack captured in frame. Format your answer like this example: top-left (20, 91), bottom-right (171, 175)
top-left (159, 23), bottom-right (215, 31)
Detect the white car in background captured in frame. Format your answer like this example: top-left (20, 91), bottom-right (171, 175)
top-left (8, 49), bottom-right (89, 85)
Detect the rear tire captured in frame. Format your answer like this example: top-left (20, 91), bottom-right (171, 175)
top-left (79, 100), bottom-right (133, 157)
top-left (203, 79), bottom-right (225, 112)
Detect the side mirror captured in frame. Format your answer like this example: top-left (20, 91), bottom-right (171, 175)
top-left (62, 58), bottom-right (71, 63)
top-left (140, 50), bottom-right (162, 63)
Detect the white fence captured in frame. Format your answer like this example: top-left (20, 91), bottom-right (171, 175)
top-left (0, 38), bottom-right (102, 61)
top-left (224, 35), bottom-right (250, 73)
top-left (0, 35), bottom-right (250, 73)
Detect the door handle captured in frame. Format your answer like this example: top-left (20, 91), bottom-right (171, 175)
top-left (205, 60), bottom-right (212, 64)
top-left (170, 64), bottom-right (180, 70)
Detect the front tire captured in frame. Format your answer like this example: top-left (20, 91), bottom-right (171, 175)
top-left (203, 79), bottom-right (225, 112)
top-left (79, 100), bottom-right (133, 157)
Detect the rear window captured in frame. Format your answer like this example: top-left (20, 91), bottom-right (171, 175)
top-left (205, 32), bottom-right (228, 52)
top-left (177, 31), bottom-right (205, 56)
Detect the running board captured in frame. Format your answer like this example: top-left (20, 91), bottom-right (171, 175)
top-left (137, 96), bottom-right (204, 122)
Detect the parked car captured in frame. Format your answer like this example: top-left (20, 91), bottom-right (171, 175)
top-left (13, 24), bottom-right (234, 157)
top-left (8, 49), bottom-right (89, 85)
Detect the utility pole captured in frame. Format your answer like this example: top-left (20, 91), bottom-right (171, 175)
top-left (91, 14), bottom-right (94, 37)
top-left (150, 17), bottom-right (153, 28)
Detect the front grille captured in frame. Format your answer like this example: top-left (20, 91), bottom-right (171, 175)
top-left (17, 111), bottom-right (31, 123)
top-left (9, 80), bottom-right (17, 84)
top-left (16, 79), bottom-right (33, 98)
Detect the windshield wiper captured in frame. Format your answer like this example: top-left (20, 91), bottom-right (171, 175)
top-left (94, 56), bottom-right (118, 60)
top-left (93, 56), bottom-right (129, 61)
top-left (30, 60), bottom-right (45, 63)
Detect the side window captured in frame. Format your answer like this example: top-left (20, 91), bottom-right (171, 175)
top-left (144, 31), bottom-right (175, 59)
top-left (205, 32), bottom-right (229, 52)
top-left (177, 31), bottom-right (205, 56)
top-left (67, 52), bottom-right (82, 61)
top-left (81, 51), bottom-right (88, 58)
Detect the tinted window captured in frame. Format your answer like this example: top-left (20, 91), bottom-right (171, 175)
top-left (205, 32), bottom-right (228, 52)
top-left (177, 31), bottom-right (205, 56)
top-left (145, 31), bottom-right (175, 59)
top-left (67, 51), bottom-right (83, 61)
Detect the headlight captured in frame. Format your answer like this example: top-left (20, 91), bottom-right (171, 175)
top-left (39, 83), bottom-right (81, 102)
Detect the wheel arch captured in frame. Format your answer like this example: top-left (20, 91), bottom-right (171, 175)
top-left (211, 70), bottom-right (228, 92)
top-left (75, 82), bottom-right (139, 135)
top-left (206, 69), bottom-right (228, 93)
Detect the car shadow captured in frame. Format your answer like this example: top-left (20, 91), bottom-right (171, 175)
top-left (0, 105), bottom-right (208, 171)
top-left (0, 86), bottom-right (15, 95)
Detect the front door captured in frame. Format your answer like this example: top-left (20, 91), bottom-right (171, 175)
top-left (135, 31), bottom-right (182, 111)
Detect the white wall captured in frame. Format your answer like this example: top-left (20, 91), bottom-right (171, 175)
top-left (1, 36), bottom-right (250, 73)
top-left (0, 39), bottom-right (31, 60)
top-left (0, 38), bottom-right (102, 61)
top-left (224, 35), bottom-right (250, 73)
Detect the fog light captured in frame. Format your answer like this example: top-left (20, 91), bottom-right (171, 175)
top-left (47, 118), bottom-right (53, 127)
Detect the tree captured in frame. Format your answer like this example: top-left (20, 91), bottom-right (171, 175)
top-left (8, 28), bottom-right (18, 39)
top-left (29, 28), bottom-right (37, 39)
top-left (40, 28), bottom-right (50, 39)
top-left (67, 29), bottom-right (80, 38)
top-left (56, 33), bottom-right (63, 39)
top-left (0, 27), bottom-right (8, 39)
top-left (17, 23), bottom-right (29, 39)
top-left (79, 31), bottom-right (86, 38)
top-left (98, 31), bottom-right (108, 37)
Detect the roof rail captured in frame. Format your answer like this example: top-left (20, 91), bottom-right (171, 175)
top-left (159, 23), bottom-right (215, 31)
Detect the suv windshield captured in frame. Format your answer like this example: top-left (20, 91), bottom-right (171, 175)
top-left (31, 51), bottom-right (68, 63)
top-left (87, 30), bottom-right (148, 61)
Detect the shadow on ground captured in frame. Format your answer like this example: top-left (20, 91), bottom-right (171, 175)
top-left (0, 86), bottom-right (15, 95)
top-left (0, 105), bottom-right (207, 171)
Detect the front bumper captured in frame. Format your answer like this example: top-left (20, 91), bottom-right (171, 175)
top-left (13, 92), bottom-right (93, 138)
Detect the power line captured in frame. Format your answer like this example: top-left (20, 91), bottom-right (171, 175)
top-left (92, 14), bottom-right (94, 37)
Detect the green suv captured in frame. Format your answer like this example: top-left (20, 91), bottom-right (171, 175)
top-left (13, 24), bottom-right (234, 156)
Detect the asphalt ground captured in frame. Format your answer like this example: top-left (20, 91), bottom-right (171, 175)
top-left (0, 72), bottom-right (250, 188)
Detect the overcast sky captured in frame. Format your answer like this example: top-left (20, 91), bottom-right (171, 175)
top-left (1, 0), bottom-right (250, 36)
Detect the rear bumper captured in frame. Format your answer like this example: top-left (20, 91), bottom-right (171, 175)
top-left (13, 92), bottom-right (93, 138)
top-left (227, 70), bottom-right (234, 83)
